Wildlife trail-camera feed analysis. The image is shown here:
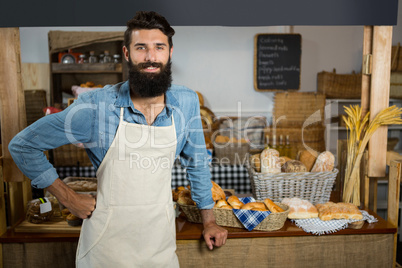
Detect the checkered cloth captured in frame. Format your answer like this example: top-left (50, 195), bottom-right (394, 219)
top-left (293, 210), bottom-right (378, 235)
top-left (232, 197), bottom-right (271, 231)
top-left (56, 163), bottom-right (251, 194)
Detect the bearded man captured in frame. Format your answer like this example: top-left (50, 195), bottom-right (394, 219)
top-left (9, 11), bottom-right (227, 267)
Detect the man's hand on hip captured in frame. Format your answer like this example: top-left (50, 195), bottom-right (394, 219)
top-left (200, 209), bottom-right (228, 250)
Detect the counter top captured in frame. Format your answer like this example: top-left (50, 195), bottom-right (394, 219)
top-left (0, 208), bottom-right (396, 243)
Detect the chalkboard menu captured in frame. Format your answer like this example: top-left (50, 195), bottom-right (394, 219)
top-left (254, 34), bottom-right (301, 91)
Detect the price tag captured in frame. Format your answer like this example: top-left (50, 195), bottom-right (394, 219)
top-left (39, 197), bottom-right (52, 214)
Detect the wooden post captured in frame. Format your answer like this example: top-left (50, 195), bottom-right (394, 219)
top-left (368, 26), bottom-right (392, 177)
top-left (0, 28), bottom-right (27, 182)
top-left (361, 25), bottom-right (373, 118)
top-left (388, 160), bottom-right (401, 268)
top-left (0, 157), bottom-right (5, 268)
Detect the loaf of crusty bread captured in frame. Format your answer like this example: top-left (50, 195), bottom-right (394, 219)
top-left (298, 150), bottom-right (318, 172)
top-left (260, 149), bottom-right (281, 174)
top-left (177, 190), bottom-right (196, 206)
top-left (211, 181), bottom-right (226, 201)
top-left (214, 199), bottom-right (232, 209)
top-left (281, 197), bottom-right (318, 219)
top-left (281, 160), bottom-right (307, 173)
top-left (311, 151), bottom-right (335, 172)
top-left (316, 202), bottom-right (363, 221)
top-left (227, 195), bottom-right (244, 209)
top-left (241, 202), bottom-right (268, 211)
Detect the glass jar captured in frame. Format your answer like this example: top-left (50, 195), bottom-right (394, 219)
top-left (98, 53), bottom-right (105, 64)
top-left (88, 51), bottom-right (98, 63)
top-left (113, 54), bottom-right (121, 63)
top-left (78, 54), bottom-right (87, 64)
top-left (103, 50), bottom-right (112, 63)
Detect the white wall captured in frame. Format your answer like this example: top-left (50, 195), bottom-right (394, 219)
top-left (19, 3), bottom-right (402, 120)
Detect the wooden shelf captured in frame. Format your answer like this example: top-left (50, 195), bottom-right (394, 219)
top-left (51, 63), bottom-right (122, 73)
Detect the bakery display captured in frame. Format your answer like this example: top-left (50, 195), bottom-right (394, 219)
top-left (316, 202), bottom-right (363, 221)
top-left (281, 197), bottom-right (318, 219)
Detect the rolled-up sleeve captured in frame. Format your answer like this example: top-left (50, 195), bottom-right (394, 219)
top-left (8, 95), bottom-right (95, 188)
top-left (179, 93), bottom-right (214, 210)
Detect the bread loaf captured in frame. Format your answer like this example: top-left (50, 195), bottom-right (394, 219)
top-left (250, 154), bottom-right (261, 172)
top-left (177, 190), bottom-right (196, 206)
top-left (311, 151), bottom-right (335, 172)
top-left (298, 150), bottom-right (318, 172)
top-left (241, 202), bottom-right (268, 211)
top-left (211, 181), bottom-right (226, 201)
top-left (316, 202), bottom-right (363, 221)
top-left (281, 160), bottom-right (307, 173)
top-left (214, 199), bottom-right (232, 209)
top-left (263, 198), bottom-right (284, 213)
top-left (227, 195), bottom-right (244, 209)
top-left (260, 149), bottom-right (281, 174)
top-left (281, 197), bottom-right (318, 219)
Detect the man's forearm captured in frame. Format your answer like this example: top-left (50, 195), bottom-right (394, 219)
top-left (46, 178), bottom-right (77, 206)
top-left (200, 209), bottom-right (216, 227)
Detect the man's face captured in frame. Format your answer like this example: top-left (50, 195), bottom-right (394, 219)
top-left (123, 29), bottom-right (173, 97)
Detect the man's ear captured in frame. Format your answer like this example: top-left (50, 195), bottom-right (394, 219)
top-left (169, 46), bottom-right (173, 58)
top-left (123, 46), bottom-right (130, 62)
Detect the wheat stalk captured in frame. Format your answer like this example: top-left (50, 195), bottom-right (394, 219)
top-left (342, 105), bottom-right (402, 205)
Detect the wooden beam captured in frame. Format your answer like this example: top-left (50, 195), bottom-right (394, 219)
top-left (368, 26), bottom-right (392, 177)
top-left (388, 160), bottom-right (401, 268)
top-left (0, 157), bottom-right (5, 268)
top-left (361, 25), bottom-right (373, 118)
top-left (0, 28), bottom-right (27, 182)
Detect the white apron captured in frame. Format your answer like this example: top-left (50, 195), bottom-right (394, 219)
top-left (76, 107), bottom-right (179, 268)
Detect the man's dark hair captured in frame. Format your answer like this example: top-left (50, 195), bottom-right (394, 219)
top-left (124, 11), bottom-right (175, 51)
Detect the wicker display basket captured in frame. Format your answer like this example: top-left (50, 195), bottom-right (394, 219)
top-left (317, 69), bottom-right (362, 99)
top-left (248, 165), bottom-right (338, 205)
top-left (179, 202), bottom-right (289, 231)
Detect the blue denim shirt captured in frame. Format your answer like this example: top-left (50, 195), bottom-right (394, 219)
top-left (9, 81), bottom-right (214, 209)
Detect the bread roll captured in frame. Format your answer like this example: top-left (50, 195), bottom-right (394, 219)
top-left (311, 151), bottom-right (335, 172)
top-left (316, 202), bottom-right (363, 221)
top-left (278, 156), bottom-right (292, 167)
top-left (227, 195), bottom-right (244, 209)
top-left (281, 197), bottom-right (318, 219)
top-left (251, 154), bottom-right (261, 172)
top-left (298, 150), bottom-right (318, 172)
top-left (211, 181), bottom-right (226, 201)
top-left (281, 160), bottom-right (307, 173)
top-left (177, 190), bottom-right (196, 206)
top-left (263, 198), bottom-right (284, 213)
top-left (215, 135), bottom-right (230, 143)
top-left (241, 202), bottom-right (268, 211)
top-left (260, 148), bottom-right (281, 174)
top-left (214, 200), bottom-right (232, 209)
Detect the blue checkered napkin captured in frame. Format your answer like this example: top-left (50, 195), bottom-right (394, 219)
top-left (232, 197), bottom-right (271, 231)
top-left (293, 210), bottom-right (378, 235)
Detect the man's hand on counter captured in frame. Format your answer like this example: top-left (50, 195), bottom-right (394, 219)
top-left (46, 178), bottom-right (96, 219)
top-left (200, 209), bottom-right (228, 250)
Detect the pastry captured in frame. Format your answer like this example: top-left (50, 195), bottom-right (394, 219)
top-left (177, 189), bottom-right (196, 206)
top-left (281, 160), bottom-right (307, 173)
top-left (311, 151), bottom-right (335, 172)
top-left (281, 197), bottom-right (318, 219)
top-left (316, 202), bottom-right (363, 221)
top-left (263, 198), bottom-right (284, 213)
top-left (298, 150), bottom-right (318, 172)
top-left (211, 181), bottom-right (226, 201)
top-left (241, 202), bottom-right (268, 211)
top-left (250, 154), bottom-right (261, 172)
top-left (227, 195), bottom-right (244, 209)
top-left (214, 200), bottom-right (232, 209)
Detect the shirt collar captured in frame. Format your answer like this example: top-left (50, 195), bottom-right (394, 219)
top-left (114, 81), bottom-right (179, 117)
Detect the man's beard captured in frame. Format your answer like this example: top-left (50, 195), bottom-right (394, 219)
top-left (127, 58), bottom-right (172, 98)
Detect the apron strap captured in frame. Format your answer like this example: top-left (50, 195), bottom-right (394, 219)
top-left (119, 107), bottom-right (124, 124)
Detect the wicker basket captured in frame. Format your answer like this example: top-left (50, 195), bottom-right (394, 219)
top-left (179, 202), bottom-right (289, 231)
top-left (52, 144), bottom-right (92, 167)
top-left (317, 69), bottom-right (362, 99)
top-left (213, 142), bottom-right (250, 165)
top-left (248, 166), bottom-right (338, 205)
top-left (273, 92), bottom-right (326, 127)
top-left (390, 72), bottom-right (402, 99)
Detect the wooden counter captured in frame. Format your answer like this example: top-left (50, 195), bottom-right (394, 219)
top-left (0, 209), bottom-right (397, 267)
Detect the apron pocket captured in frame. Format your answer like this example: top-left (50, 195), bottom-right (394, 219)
top-left (76, 208), bottom-right (113, 261)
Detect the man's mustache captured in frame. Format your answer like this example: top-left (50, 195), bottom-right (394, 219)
top-left (137, 62), bottom-right (163, 69)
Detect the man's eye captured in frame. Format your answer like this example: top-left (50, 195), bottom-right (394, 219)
top-left (136, 47), bottom-right (145, 50)
top-left (156, 46), bottom-right (164, 50)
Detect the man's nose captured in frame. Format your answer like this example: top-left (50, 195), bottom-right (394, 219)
top-left (145, 48), bottom-right (156, 62)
